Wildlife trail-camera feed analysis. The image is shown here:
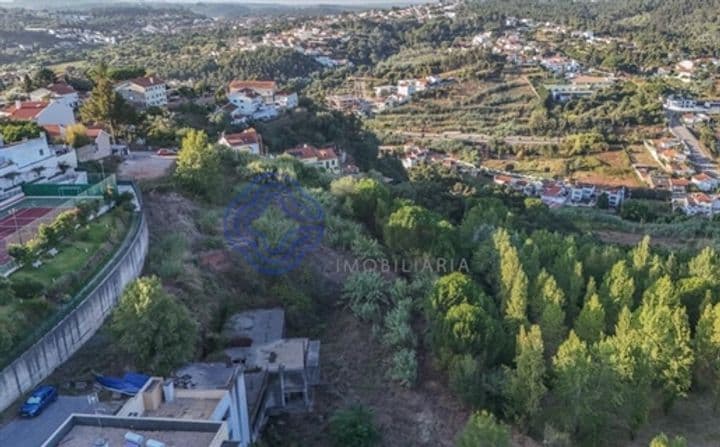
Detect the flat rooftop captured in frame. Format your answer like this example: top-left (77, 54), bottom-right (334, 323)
top-left (144, 397), bottom-right (224, 420)
top-left (56, 425), bottom-right (218, 447)
top-left (222, 308), bottom-right (284, 345)
top-left (42, 415), bottom-right (227, 447)
top-left (225, 338), bottom-right (308, 372)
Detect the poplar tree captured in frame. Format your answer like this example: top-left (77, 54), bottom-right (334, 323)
top-left (504, 325), bottom-right (547, 430)
top-left (695, 302), bottom-right (720, 411)
top-left (538, 273), bottom-right (567, 356)
top-left (600, 260), bottom-right (635, 329)
top-left (574, 293), bottom-right (605, 344)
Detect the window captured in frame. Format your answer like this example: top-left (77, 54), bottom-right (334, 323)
top-left (39, 149), bottom-right (44, 156)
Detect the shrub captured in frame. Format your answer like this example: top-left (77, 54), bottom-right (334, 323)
top-left (382, 299), bottom-right (416, 349)
top-left (148, 233), bottom-right (187, 279)
top-left (329, 406), bottom-right (380, 447)
top-left (342, 271), bottom-right (388, 322)
top-left (350, 234), bottom-right (385, 260)
top-left (456, 411), bottom-right (510, 447)
top-left (11, 277), bottom-right (44, 299)
top-left (388, 348), bottom-right (418, 387)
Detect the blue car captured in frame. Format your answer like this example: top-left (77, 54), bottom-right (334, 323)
top-left (19, 385), bottom-right (57, 417)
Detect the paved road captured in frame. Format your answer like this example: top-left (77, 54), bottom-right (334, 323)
top-left (400, 130), bottom-right (564, 146)
top-left (118, 151), bottom-right (175, 180)
top-left (0, 396), bottom-right (101, 447)
top-left (668, 113), bottom-right (719, 173)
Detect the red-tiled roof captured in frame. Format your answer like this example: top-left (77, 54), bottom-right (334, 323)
top-left (42, 124), bottom-right (63, 139)
top-left (670, 178), bottom-right (690, 186)
top-left (222, 129), bottom-right (259, 146)
top-left (2, 101), bottom-right (49, 121)
top-left (542, 186), bottom-right (564, 197)
top-left (693, 173), bottom-right (713, 182)
top-left (85, 127), bottom-right (107, 138)
top-left (129, 76), bottom-right (164, 88)
top-left (285, 144), bottom-right (337, 161)
top-left (228, 80), bottom-right (277, 92)
top-left (48, 82), bottom-right (76, 95)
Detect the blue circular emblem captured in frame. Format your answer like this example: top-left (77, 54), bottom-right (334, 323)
top-left (223, 173), bottom-right (325, 275)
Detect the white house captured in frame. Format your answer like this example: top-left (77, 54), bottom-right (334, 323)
top-left (30, 83), bottom-right (79, 109)
top-left (115, 76), bottom-right (167, 108)
top-left (76, 127), bottom-right (113, 162)
top-left (275, 91), bottom-right (298, 110)
top-left (602, 187), bottom-right (626, 208)
top-left (0, 100), bottom-right (75, 127)
top-left (228, 89), bottom-right (265, 116)
top-left (228, 80), bottom-right (277, 104)
top-left (397, 80), bottom-right (417, 98)
top-left (218, 128), bottom-right (262, 155)
top-left (691, 172), bottom-right (718, 192)
top-left (284, 144), bottom-right (340, 173)
top-left (570, 183), bottom-right (596, 202)
top-left (541, 185), bottom-right (567, 207)
top-left (0, 133), bottom-right (80, 197)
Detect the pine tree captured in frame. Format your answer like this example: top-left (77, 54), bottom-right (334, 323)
top-left (80, 62), bottom-right (132, 139)
top-left (574, 293), bottom-right (605, 344)
top-left (504, 325), bottom-right (547, 430)
top-left (695, 302), bottom-right (720, 411)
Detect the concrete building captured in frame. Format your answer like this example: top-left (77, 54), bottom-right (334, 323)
top-left (115, 76), bottom-right (168, 109)
top-left (41, 414), bottom-right (232, 447)
top-left (0, 133), bottom-right (80, 198)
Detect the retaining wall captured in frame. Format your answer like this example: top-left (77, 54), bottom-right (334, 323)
top-left (0, 184), bottom-right (148, 412)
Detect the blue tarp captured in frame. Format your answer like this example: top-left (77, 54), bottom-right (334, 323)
top-left (94, 372), bottom-right (150, 396)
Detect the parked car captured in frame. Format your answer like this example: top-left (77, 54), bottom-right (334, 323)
top-left (156, 148), bottom-right (177, 156)
top-left (19, 386), bottom-right (57, 417)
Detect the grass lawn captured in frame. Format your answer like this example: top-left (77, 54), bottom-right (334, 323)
top-left (10, 212), bottom-right (124, 291)
top-left (0, 210), bottom-right (131, 366)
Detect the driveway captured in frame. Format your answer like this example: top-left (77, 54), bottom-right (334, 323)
top-left (117, 151), bottom-right (175, 180)
top-left (0, 395), bottom-right (106, 447)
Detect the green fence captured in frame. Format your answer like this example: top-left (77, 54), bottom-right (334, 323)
top-left (21, 174), bottom-right (117, 198)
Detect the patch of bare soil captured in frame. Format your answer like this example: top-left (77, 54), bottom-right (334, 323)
top-left (271, 311), bottom-right (470, 447)
top-left (118, 153), bottom-right (174, 180)
top-left (626, 392), bottom-right (720, 446)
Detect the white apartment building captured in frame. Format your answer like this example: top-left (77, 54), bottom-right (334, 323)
top-left (115, 76), bottom-right (167, 108)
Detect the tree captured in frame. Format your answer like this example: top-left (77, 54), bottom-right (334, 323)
top-left (111, 276), bottom-right (197, 375)
top-left (456, 411), bottom-right (510, 447)
top-left (551, 331), bottom-right (622, 441)
top-left (605, 307), bottom-right (653, 439)
top-left (596, 192), bottom-right (609, 209)
top-left (600, 260), bottom-right (635, 329)
top-left (504, 269), bottom-right (529, 331)
top-left (537, 273), bottom-right (567, 357)
top-left (504, 325), bottom-right (547, 430)
top-left (384, 204), bottom-right (456, 259)
top-left (65, 123), bottom-right (91, 148)
top-left (329, 406), bottom-right (380, 447)
top-left (637, 302), bottom-right (694, 411)
top-left (174, 130), bottom-right (220, 197)
top-left (574, 293), bottom-right (605, 344)
top-left (80, 62), bottom-right (132, 139)
top-left (649, 433), bottom-right (687, 447)
top-left (694, 302), bottom-right (720, 411)
top-left (427, 272), bottom-right (503, 366)
top-left (493, 228), bottom-right (523, 313)
top-left (32, 67), bottom-right (55, 88)
top-left (688, 247), bottom-right (719, 283)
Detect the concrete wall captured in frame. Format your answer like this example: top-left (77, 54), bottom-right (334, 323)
top-left (0, 193), bottom-right (148, 412)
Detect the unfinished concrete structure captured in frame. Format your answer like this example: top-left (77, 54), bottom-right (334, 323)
top-left (175, 308), bottom-right (321, 446)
